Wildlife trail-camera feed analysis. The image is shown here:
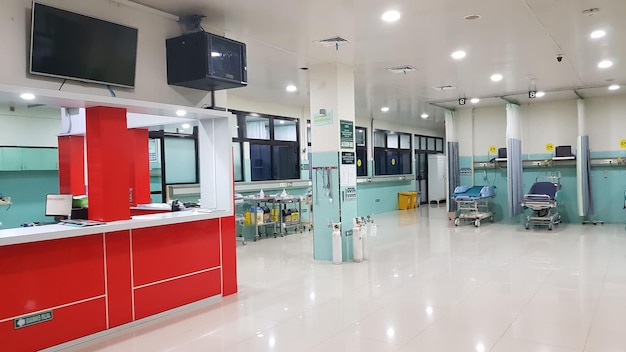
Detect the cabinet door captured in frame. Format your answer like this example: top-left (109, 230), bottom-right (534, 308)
top-left (22, 148), bottom-right (43, 170)
top-left (0, 148), bottom-right (24, 171)
top-left (37, 148), bottom-right (59, 170)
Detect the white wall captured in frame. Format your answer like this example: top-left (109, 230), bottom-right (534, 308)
top-left (586, 95), bottom-right (626, 152)
top-left (0, 0), bottom-right (214, 107)
top-left (227, 94), bottom-right (304, 119)
top-left (455, 109), bottom-right (474, 157)
top-left (471, 106), bottom-right (507, 156)
top-left (0, 105), bottom-right (60, 147)
top-left (520, 100), bottom-right (578, 155)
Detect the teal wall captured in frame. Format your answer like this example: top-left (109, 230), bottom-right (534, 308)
top-left (0, 171), bottom-right (59, 229)
top-left (356, 180), bottom-right (415, 216)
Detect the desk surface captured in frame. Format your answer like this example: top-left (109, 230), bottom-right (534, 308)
top-left (0, 208), bottom-right (231, 247)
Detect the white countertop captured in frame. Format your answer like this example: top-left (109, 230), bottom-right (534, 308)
top-left (0, 209), bottom-right (232, 247)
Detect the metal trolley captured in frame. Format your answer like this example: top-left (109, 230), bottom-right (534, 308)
top-left (267, 197), bottom-right (304, 235)
top-left (455, 199), bottom-right (494, 227)
top-left (521, 175), bottom-right (561, 231)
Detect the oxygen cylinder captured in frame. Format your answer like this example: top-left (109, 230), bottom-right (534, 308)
top-left (352, 218), bottom-right (363, 263)
top-left (332, 223), bottom-right (342, 264)
top-left (362, 218), bottom-right (369, 261)
top-left (369, 221), bottom-right (377, 237)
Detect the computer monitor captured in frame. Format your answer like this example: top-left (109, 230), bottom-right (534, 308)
top-left (45, 194), bottom-right (73, 218)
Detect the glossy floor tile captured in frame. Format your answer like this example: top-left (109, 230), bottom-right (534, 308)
top-left (58, 205), bottom-right (626, 352)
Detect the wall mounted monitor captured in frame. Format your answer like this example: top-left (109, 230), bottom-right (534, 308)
top-left (30, 2), bottom-right (138, 88)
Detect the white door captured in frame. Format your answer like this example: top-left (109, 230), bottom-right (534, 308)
top-left (427, 154), bottom-right (446, 203)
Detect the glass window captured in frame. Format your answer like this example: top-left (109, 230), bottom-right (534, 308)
top-left (400, 134), bottom-right (411, 149)
top-left (250, 144), bottom-right (271, 181)
top-left (436, 138), bottom-right (444, 153)
top-left (420, 137), bottom-right (427, 150)
top-left (307, 121), bottom-right (312, 146)
top-left (149, 138), bottom-right (162, 193)
top-left (355, 126), bottom-right (367, 177)
top-left (386, 133), bottom-right (399, 148)
top-left (414, 135), bottom-right (420, 150)
top-left (245, 115), bottom-right (270, 140)
top-left (274, 119), bottom-right (297, 141)
top-left (233, 142), bottom-right (243, 182)
top-left (427, 137), bottom-right (436, 151)
top-left (164, 137), bottom-right (197, 184)
top-left (374, 130), bottom-right (386, 147)
top-left (356, 127), bottom-right (366, 146)
top-left (230, 115), bottom-right (239, 138)
top-left (272, 145), bottom-right (299, 179)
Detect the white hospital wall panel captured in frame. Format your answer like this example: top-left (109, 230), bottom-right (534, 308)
top-left (455, 108), bottom-right (473, 157)
top-left (473, 106), bottom-right (507, 156)
top-left (520, 100), bottom-right (578, 155)
top-left (586, 95), bottom-right (626, 152)
top-left (227, 94), bottom-right (304, 119)
top-left (0, 105), bottom-right (61, 147)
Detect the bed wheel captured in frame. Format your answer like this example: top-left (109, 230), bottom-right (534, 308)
top-left (454, 218), bottom-right (460, 226)
top-left (490, 216), bottom-right (494, 222)
top-left (524, 222), bottom-right (530, 230)
top-left (474, 220), bottom-right (480, 227)
top-left (548, 223), bottom-right (553, 231)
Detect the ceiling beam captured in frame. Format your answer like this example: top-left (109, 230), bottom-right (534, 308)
top-left (499, 96), bottom-right (519, 105)
top-left (428, 102), bottom-right (455, 112)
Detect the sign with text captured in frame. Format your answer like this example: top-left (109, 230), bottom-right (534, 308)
top-left (341, 152), bottom-right (355, 164)
top-left (545, 143), bottom-right (555, 152)
top-left (14, 310), bottom-right (53, 329)
top-left (488, 145), bottom-right (497, 154)
top-left (340, 120), bottom-right (354, 149)
top-left (313, 109), bottom-right (333, 126)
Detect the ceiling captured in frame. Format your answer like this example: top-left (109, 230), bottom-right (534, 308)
top-left (133, 0), bottom-right (626, 128)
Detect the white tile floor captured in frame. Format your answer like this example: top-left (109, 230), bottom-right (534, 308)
top-left (60, 205), bottom-right (626, 352)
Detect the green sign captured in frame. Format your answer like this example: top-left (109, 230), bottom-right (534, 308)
top-left (341, 152), bottom-right (355, 165)
top-left (340, 120), bottom-right (354, 149)
top-left (14, 310), bottom-right (53, 329)
top-left (313, 109), bottom-right (333, 126)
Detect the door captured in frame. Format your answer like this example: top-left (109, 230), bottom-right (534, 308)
top-left (427, 154), bottom-right (446, 203)
top-left (415, 151), bottom-right (429, 204)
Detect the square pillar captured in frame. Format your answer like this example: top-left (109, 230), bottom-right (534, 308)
top-left (128, 129), bottom-right (151, 206)
top-left (86, 107), bottom-right (130, 222)
top-left (58, 135), bottom-right (85, 196)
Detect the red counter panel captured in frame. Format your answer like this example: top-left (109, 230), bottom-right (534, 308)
top-left (134, 269), bottom-right (221, 320)
top-left (220, 216), bottom-right (238, 295)
top-left (131, 219), bottom-right (221, 286)
top-left (105, 230), bottom-right (133, 328)
top-left (1, 297), bottom-right (106, 352)
top-left (0, 235), bottom-right (105, 320)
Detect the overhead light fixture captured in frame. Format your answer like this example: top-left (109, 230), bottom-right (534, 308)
top-left (590, 30), bottom-right (606, 39)
top-left (20, 93), bottom-right (35, 100)
top-left (210, 52), bottom-right (222, 57)
top-left (279, 120), bottom-right (285, 124)
top-left (451, 51), bottom-right (466, 60)
top-left (382, 10), bottom-right (401, 22)
top-left (598, 60), bottom-right (613, 68)
top-left (182, 123), bottom-right (190, 129)
top-left (176, 109), bottom-right (187, 117)
top-left (608, 85), bottom-right (620, 91)
top-left (490, 74), bottom-right (503, 82)
top-left (286, 85), bottom-right (297, 92)
top-left (250, 113), bottom-right (259, 117)
top-left (421, 113), bottom-right (429, 118)
top-left (470, 98), bottom-right (480, 104)
top-left (381, 106), bottom-right (390, 112)
top-left (535, 91), bottom-right (546, 98)
top-left (307, 123), bottom-right (311, 127)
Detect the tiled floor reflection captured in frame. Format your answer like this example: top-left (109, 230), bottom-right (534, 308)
top-left (59, 205), bottom-right (626, 352)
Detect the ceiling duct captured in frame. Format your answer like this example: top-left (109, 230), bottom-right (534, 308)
top-left (432, 85), bottom-right (457, 91)
top-left (386, 65), bottom-right (416, 74)
top-left (314, 36), bottom-right (351, 49)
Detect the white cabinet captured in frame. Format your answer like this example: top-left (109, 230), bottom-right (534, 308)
top-left (428, 154), bottom-right (446, 203)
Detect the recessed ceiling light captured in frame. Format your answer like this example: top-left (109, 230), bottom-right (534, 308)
top-left (381, 106), bottom-right (390, 112)
top-left (535, 91), bottom-right (546, 98)
top-left (421, 113), bottom-right (429, 118)
top-left (608, 85), bottom-right (620, 91)
top-left (307, 123), bottom-right (311, 127)
top-left (451, 51), bottom-right (466, 59)
top-left (470, 98), bottom-right (480, 104)
top-left (382, 10), bottom-right (401, 22)
top-left (250, 113), bottom-right (259, 117)
top-left (598, 60), bottom-right (613, 69)
top-left (490, 74), bottom-right (503, 82)
top-left (210, 52), bottom-right (222, 57)
top-left (590, 30), bottom-right (606, 39)
top-left (286, 85), bottom-right (297, 92)
top-left (464, 14), bottom-right (481, 20)
top-left (20, 93), bottom-right (35, 100)
top-left (182, 123), bottom-right (190, 129)
top-left (176, 109), bottom-right (187, 117)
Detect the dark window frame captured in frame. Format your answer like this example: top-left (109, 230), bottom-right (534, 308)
top-left (355, 126), bottom-right (368, 177)
top-left (414, 134), bottom-right (445, 154)
top-left (373, 129), bottom-right (412, 176)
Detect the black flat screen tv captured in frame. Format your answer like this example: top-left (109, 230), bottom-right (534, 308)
top-left (29, 2), bottom-right (138, 88)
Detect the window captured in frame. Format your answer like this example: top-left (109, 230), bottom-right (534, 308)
top-left (415, 134), bottom-right (444, 154)
top-left (355, 126), bottom-right (367, 176)
top-left (231, 110), bottom-right (300, 181)
top-left (374, 129), bottom-right (412, 176)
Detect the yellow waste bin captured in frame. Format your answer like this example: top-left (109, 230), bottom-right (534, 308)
top-left (398, 192), bottom-right (412, 210)
top-left (408, 192), bottom-right (418, 208)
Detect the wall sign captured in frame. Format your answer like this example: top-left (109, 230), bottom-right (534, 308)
top-left (488, 145), bottom-right (497, 154)
top-left (313, 109), bottom-right (333, 126)
top-left (14, 310), bottom-right (53, 329)
top-left (341, 152), bottom-right (355, 164)
top-left (545, 143), bottom-right (555, 152)
top-left (357, 159), bottom-right (362, 167)
top-left (620, 139), bottom-right (626, 149)
top-left (340, 120), bottom-right (354, 149)
top-left (460, 168), bottom-right (472, 176)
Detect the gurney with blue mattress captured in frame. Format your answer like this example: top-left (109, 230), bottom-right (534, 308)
top-left (521, 177), bottom-right (561, 230)
top-left (451, 186), bottom-right (496, 227)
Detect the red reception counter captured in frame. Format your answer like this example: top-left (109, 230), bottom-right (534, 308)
top-left (0, 210), bottom-right (237, 352)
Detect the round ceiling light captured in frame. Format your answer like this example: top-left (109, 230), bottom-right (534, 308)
top-left (451, 51), bottom-right (466, 60)
top-left (286, 85), bottom-right (297, 92)
top-left (590, 30), bottom-right (606, 39)
top-left (608, 85), bottom-right (620, 91)
top-left (535, 91), bottom-right (546, 98)
top-left (381, 106), bottom-right (390, 112)
top-left (421, 113), bottom-right (429, 118)
top-left (598, 60), bottom-right (613, 69)
top-left (181, 123), bottom-right (191, 129)
top-left (176, 109), bottom-right (187, 117)
top-left (470, 98), bottom-right (480, 104)
top-left (490, 74), bottom-right (503, 82)
top-left (20, 93), bottom-right (35, 100)
top-left (382, 10), bottom-right (401, 22)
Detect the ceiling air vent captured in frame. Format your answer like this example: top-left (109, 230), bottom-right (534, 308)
top-left (386, 65), bottom-right (417, 74)
top-left (315, 36), bottom-right (351, 48)
top-left (432, 85), bottom-right (457, 91)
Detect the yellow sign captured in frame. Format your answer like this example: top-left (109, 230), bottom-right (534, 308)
top-left (620, 139), bottom-right (626, 149)
top-left (545, 143), bottom-right (555, 152)
top-left (488, 145), bottom-right (497, 154)
top-left (357, 159), bottom-right (362, 167)
top-left (391, 159), bottom-right (396, 166)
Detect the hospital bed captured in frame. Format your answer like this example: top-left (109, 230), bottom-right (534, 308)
top-left (451, 185), bottom-right (496, 227)
top-left (521, 176), bottom-right (561, 230)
